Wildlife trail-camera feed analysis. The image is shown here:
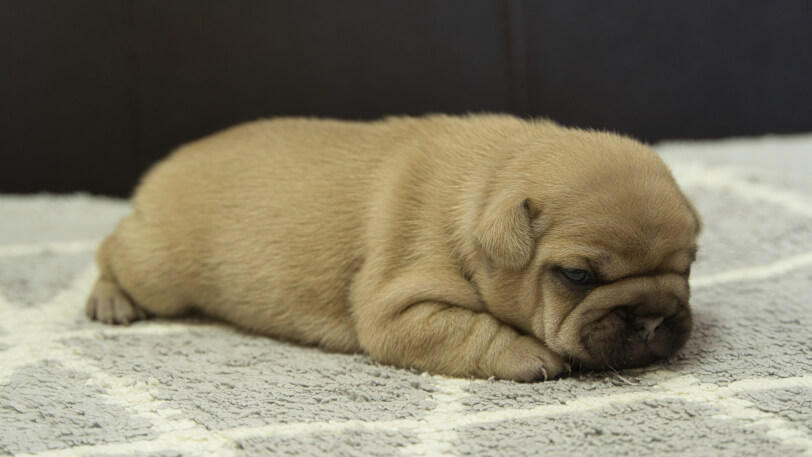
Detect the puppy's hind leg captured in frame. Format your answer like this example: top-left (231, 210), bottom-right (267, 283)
top-left (86, 237), bottom-right (148, 325)
top-left (87, 215), bottom-right (196, 325)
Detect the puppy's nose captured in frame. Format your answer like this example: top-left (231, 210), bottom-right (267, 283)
top-left (634, 316), bottom-right (664, 342)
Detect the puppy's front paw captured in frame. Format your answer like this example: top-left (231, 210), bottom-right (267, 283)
top-left (492, 336), bottom-right (570, 382)
top-left (86, 279), bottom-right (147, 325)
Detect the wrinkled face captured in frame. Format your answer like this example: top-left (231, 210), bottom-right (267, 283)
top-left (532, 206), bottom-right (698, 370)
top-left (473, 134), bottom-right (700, 372)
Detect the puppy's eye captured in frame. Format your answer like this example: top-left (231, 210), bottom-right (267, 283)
top-left (560, 268), bottom-right (593, 285)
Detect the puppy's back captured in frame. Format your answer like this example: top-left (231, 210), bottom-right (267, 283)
top-left (113, 119), bottom-right (398, 349)
top-left (101, 114), bottom-right (536, 350)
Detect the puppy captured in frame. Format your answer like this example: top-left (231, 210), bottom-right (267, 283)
top-left (86, 114), bottom-right (700, 381)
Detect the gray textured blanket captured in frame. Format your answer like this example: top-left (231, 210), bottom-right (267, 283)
top-left (1, 134), bottom-right (811, 457)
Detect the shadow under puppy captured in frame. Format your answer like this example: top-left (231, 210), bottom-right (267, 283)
top-left (86, 114), bottom-right (700, 382)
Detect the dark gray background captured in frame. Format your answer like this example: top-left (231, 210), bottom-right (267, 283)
top-left (2, 0), bottom-right (811, 196)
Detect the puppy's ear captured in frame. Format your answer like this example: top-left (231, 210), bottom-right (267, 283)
top-left (475, 196), bottom-right (535, 271)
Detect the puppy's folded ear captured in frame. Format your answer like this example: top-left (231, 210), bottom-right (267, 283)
top-left (474, 196), bottom-right (535, 271)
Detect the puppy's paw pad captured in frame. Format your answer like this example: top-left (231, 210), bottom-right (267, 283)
top-left (86, 280), bottom-right (147, 325)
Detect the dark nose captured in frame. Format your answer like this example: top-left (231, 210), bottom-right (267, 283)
top-left (634, 316), bottom-right (664, 342)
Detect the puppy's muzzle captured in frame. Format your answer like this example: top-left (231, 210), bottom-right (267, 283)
top-left (632, 315), bottom-right (665, 343)
top-left (572, 275), bottom-right (693, 369)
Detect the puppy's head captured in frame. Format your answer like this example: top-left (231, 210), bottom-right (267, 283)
top-left (473, 128), bottom-right (700, 371)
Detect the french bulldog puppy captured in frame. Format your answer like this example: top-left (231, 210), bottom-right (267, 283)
top-left (86, 114), bottom-right (700, 381)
